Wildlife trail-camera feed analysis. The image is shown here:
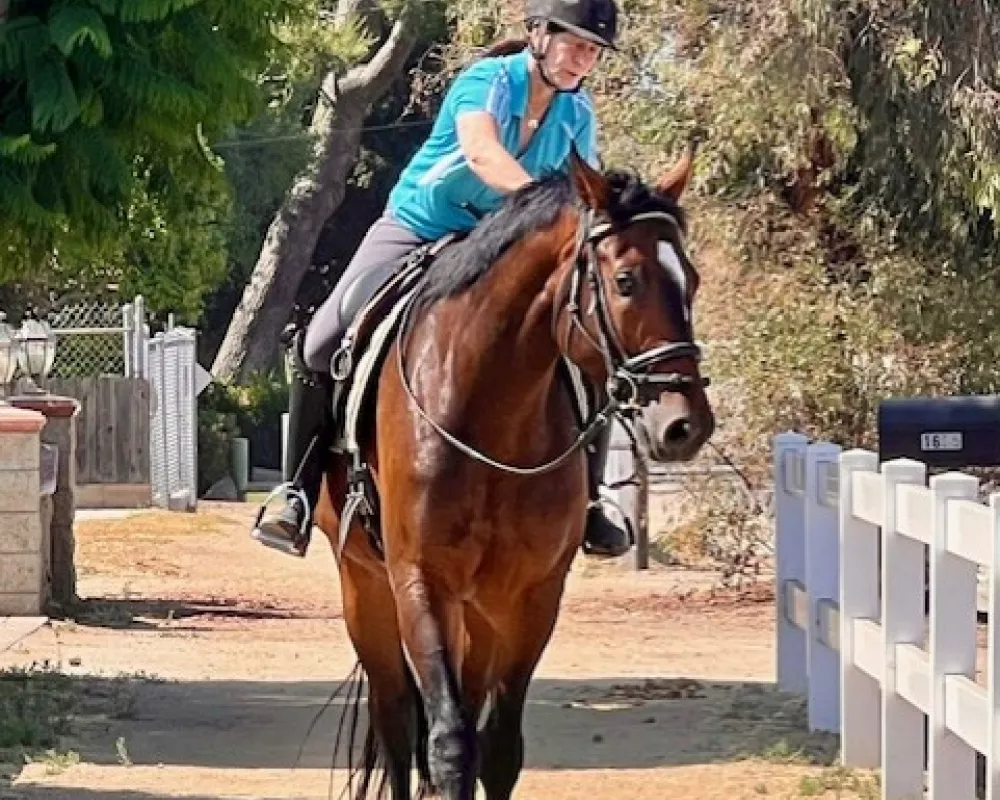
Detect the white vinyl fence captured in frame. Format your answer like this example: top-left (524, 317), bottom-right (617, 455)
top-left (774, 431), bottom-right (1000, 799)
top-left (147, 327), bottom-right (198, 510)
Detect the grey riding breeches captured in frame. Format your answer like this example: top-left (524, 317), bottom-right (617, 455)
top-left (303, 214), bottom-right (427, 374)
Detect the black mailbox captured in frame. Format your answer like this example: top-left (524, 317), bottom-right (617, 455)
top-left (877, 395), bottom-right (1000, 468)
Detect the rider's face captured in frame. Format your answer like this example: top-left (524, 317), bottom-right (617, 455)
top-left (540, 30), bottom-right (603, 91)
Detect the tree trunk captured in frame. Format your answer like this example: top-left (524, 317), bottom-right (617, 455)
top-left (211, 7), bottom-right (419, 383)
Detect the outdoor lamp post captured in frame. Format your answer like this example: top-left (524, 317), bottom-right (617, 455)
top-left (15, 319), bottom-right (57, 395)
top-left (0, 313), bottom-right (20, 403)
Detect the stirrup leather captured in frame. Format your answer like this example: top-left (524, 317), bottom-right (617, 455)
top-left (337, 453), bottom-right (383, 559)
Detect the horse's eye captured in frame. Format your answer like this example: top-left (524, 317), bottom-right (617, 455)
top-left (615, 271), bottom-right (638, 296)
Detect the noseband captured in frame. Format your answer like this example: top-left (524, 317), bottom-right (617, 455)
top-left (395, 204), bottom-right (709, 475)
top-left (560, 206), bottom-right (708, 412)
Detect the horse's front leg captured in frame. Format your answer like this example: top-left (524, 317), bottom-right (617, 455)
top-left (391, 562), bottom-right (477, 800)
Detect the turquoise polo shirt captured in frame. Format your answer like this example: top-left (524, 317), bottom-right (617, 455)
top-left (387, 48), bottom-right (599, 241)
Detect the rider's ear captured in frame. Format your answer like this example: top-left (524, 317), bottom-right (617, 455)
top-left (568, 147), bottom-right (609, 211)
top-left (656, 141), bottom-right (697, 202)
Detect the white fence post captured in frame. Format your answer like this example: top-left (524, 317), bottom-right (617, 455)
top-left (774, 432), bottom-right (809, 695)
top-left (156, 334), bottom-right (171, 508)
top-left (839, 448), bottom-right (882, 768)
top-left (120, 295), bottom-right (147, 379)
top-left (880, 458), bottom-right (928, 799)
top-left (134, 296), bottom-right (147, 380)
top-left (805, 441), bottom-right (841, 732)
top-left (989, 494), bottom-right (1000, 800)
top-left (182, 328), bottom-right (197, 511)
top-left (929, 472), bottom-right (979, 799)
top-left (122, 301), bottom-right (134, 378)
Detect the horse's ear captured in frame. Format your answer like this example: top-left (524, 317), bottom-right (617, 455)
top-left (568, 147), bottom-right (609, 211)
top-left (656, 140), bottom-right (697, 202)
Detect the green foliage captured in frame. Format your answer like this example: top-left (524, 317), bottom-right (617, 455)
top-left (0, 667), bottom-right (75, 753)
top-left (197, 384), bottom-right (240, 495)
top-left (610, 2), bottom-right (1000, 463)
top-left (196, 369), bottom-right (289, 490)
top-left (225, 369), bottom-right (290, 470)
top-left (0, 0), bottom-right (309, 315)
top-left (438, 0), bottom-right (1000, 484)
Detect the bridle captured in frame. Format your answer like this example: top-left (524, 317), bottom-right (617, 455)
top-left (395, 202), bottom-right (708, 475)
top-left (558, 206), bottom-right (707, 412)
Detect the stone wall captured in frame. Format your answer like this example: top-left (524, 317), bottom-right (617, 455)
top-left (0, 406), bottom-right (47, 615)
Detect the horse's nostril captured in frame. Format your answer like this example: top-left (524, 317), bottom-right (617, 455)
top-left (663, 418), bottom-right (691, 444)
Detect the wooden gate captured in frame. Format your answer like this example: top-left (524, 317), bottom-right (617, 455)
top-left (44, 376), bottom-right (151, 507)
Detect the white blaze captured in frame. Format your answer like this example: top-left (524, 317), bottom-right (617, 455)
top-left (657, 240), bottom-right (690, 323)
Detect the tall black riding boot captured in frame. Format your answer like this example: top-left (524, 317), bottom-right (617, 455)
top-left (581, 425), bottom-right (634, 558)
top-left (251, 335), bottom-right (332, 557)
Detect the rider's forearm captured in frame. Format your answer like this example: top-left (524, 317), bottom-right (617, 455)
top-left (456, 112), bottom-right (535, 194)
top-left (465, 140), bottom-right (535, 194)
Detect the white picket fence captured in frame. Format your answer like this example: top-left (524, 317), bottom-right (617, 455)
top-left (774, 431), bottom-right (1000, 799)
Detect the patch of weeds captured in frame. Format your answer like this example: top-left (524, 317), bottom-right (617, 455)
top-left (30, 750), bottom-right (80, 776)
top-left (797, 765), bottom-right (880, 798)
top-left (81, 677), bottom-right (136, 721)
top-left (758, 739), bottom-right (813, 764)
top-left (79, 671), bottom-right (163, 722)
top-left (0, 664), bottom-right (79, 786)
top-left (719, 686), bottom-right (841, 765)
top-left (0, 664), bottom-right (75, 751)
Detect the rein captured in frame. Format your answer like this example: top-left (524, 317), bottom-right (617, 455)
top-left (394, 204), bottom-right (706, 476)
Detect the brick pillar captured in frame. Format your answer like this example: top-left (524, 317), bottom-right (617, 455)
top-left (0, 406), bottom-right (46, 615)
top-left (10, 395), bottom-right (79, 610)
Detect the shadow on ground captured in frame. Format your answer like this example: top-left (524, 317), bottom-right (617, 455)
top-left (66, 597), bottom-right (323, 632)
top-left (5, 670), bottom-right (839, 776)
top-left (5, 791), bottom-right (297, 800)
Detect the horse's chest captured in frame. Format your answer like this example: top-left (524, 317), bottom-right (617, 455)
top-left (455, 478), bottom-right (576, 524)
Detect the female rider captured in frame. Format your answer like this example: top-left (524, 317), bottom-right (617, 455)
top-left (253, 0), bottom-right (632, 560)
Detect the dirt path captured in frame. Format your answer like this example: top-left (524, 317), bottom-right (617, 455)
top-left (0, 503), bottom-right (876, 799)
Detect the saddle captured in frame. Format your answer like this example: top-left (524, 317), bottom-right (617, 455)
top-left (328, 235), bottom-right (455, 455)
top-left (323, 233), bottom-right (597, 558)
top-left (321, 233), bottom-right (457, 556)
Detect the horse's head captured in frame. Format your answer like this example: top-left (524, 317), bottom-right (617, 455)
top-left (553, 147), bottom-right (715, 462)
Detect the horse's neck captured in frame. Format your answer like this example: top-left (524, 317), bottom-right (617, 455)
top-left (436, 217), bottom-right (576, 429)
top-left (469, 224), bottom-right (571, 376)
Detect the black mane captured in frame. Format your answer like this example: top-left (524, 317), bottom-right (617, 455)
top-left (409, 166), bottom-right (687, 316)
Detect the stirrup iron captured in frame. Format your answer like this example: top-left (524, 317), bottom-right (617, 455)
top-left (251, 482), bottom-right (312, 556)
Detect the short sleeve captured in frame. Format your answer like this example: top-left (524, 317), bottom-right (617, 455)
top-left (446, 60), bottom-right (511, 122)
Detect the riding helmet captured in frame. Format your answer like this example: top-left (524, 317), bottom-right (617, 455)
top-left (525, 0), bottom-right (619, 50)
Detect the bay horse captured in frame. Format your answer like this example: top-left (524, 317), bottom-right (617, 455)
top-left (313, 147), bottom-right (714, 799)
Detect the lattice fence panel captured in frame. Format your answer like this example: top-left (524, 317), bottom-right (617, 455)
top-left (47, 301), bottom-right (125, 378)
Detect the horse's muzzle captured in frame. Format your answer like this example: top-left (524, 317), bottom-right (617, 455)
top-left (637, 393), bottom-right (714, 463)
